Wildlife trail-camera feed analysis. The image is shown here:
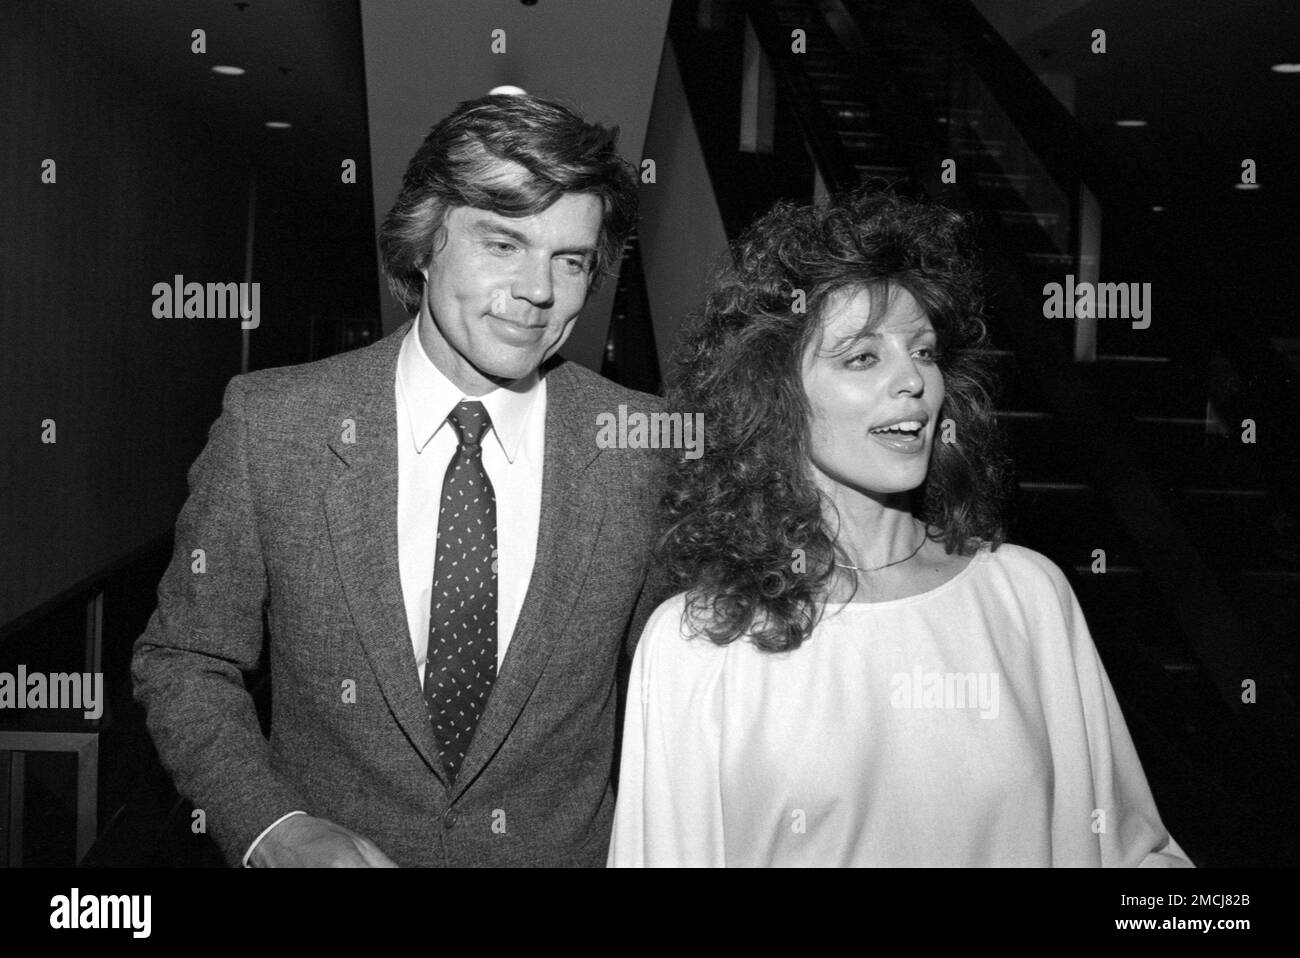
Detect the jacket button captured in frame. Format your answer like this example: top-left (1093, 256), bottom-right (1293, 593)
top-left (442, 809), bottom-right (459, 829)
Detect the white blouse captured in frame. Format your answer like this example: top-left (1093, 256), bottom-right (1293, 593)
top-left (609, 542), bottom-right (1193, 867)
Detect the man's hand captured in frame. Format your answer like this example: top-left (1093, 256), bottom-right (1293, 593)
top-left (250, 814), bottom-right (399, 867)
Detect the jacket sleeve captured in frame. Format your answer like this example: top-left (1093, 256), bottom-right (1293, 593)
top-left (131, 375), bottom-right (310, 865)
top-left (624, 446), bottom-right (676, 660)
top-left (626, 556), bottom-right (675, 661)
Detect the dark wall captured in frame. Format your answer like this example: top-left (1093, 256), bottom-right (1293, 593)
top-left (1, 2), bottom-right (248, 625)
top-left (245, 163), bottom-right (381, 373)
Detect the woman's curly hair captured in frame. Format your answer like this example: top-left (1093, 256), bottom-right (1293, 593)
top-left (661, 184), bottom-right (1012, 652)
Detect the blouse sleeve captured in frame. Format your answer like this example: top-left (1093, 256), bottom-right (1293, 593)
top-left (1053, 569), bottom-right (1195, 867)
top-left (607, 597), bottom-right (727, 867)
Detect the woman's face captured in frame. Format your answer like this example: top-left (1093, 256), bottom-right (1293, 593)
top-left (801, 285), bottom-right (945, 500)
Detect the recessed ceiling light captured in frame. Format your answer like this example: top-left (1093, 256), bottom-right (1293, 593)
top-left (1270, 63), bottom-right (1300, 73)
top-left (1151, 205), bottom-right (1165, 212)
top-left (1234, 182), bottom-right (1260, 190)
top-left (1114, 119), bottom-right (1147, 127)
top-left (211, 65), bottom-right (245, 76)
top-left (264, 121), bottom-right (292, 129)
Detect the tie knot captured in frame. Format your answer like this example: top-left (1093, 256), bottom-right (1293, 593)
top-left (447, 400), bottom-right (492, 449)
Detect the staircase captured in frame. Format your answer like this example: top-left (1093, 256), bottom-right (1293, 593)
top-left (674, 0), bottom-right (1300, 864)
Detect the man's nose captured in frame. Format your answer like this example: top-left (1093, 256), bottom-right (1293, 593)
top-left (513, 254), bottom-right (554, 308)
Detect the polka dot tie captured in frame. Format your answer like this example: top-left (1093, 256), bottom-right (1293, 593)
top-left (423, 400), bottom-right (498, 783)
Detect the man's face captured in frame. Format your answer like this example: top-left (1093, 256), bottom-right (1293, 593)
top-left (801, 285), bottom-right (946, 500)
top-left (418, 192), bottom-right (604, 394)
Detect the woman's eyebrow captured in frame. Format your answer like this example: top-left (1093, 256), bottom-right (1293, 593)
top-left (823, 331), bottom-right (874, 354)
top-left (825, 325), bottom-right (936, 353)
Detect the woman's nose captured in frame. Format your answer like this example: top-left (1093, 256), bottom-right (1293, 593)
top-left (890, 355), bottom-right (925, 395)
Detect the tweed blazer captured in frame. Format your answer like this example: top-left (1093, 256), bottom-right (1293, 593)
top-left (132, 320), bottom-right (672, 866)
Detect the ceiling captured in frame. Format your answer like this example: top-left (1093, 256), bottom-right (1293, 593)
top-left (49, 0), bottom-right (370, 177)
top-left (45, 0), bottom-right (1300, 344)
top-left (968, 0), bottom-right (1300, 340)
top-left (48, 0), bottom-right (673, 368)
top-left (1006, 0), bottom-right (1298, 243)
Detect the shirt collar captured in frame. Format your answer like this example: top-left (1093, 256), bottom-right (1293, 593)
top-left (397, 321), bottom-right (541, 463)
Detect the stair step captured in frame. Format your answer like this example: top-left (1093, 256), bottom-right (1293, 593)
top-left (1069, 563), bottom-right (1297, 679)
top-left (822, 100), bottom-right (873, 126)
top-left (998, 409), bottom-right (1271, 488)
top-left (805, 67), bottom-right (848, 81)
top-left (837, 130), bottom-right (888, 150)
top-left (1067, 568), bottom-right (1187, 662)
top-left (854, 163), bottom-right (909, 179)
top-left (976, 171), bottom-right (1032, 189)
top-left (1010, 484), bottom-right (1141, 565)
top-left (1008, 462), bottom-right (1289, 573)
top-left (995, 211), bottom-right (1068, 253)
top-left (997, 209), bottom-right (1061, 227)
top-left (1175, 489), bottom-right (1295, 569)
top-left (810, 75), bottom-right (848, 95)
top-left (1079, 354), bottom-right (1209, 419)
top-left (843, 142), bottom-right (907, 165)
top-left (1023, 251), bottom-right (1077, 268)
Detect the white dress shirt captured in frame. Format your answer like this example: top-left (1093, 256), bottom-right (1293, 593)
top-left (242, 323), bottom-right (546, 867)
top-left (396, 321), bottom-right (546, 679)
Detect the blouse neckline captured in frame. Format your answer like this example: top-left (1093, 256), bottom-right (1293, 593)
top-left (826, 543), bottom-right (993, 613)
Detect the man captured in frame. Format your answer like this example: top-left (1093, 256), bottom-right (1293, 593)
top-left (132, 93), bottom-right (672, 866)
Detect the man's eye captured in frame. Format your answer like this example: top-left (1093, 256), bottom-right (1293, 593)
top-left (486, 241), bottom-right (517, 255)
top-left (557, 256), bottom-right (590, 275)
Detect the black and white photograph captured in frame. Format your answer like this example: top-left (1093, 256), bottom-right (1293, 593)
top-left (1, 0), bottom-right (1296, 934)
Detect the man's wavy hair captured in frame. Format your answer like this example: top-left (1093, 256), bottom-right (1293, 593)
top-left (661, 184), bottom-right (1012, 653)
top-left (378, 93), bottom-right (638, 315)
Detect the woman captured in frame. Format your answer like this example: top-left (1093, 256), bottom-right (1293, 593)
top-left (608, 187), bottom-right (1192, 867)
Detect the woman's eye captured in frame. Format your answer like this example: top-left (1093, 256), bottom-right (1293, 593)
top-left (915, 346), bottom-right (940, 362)
top-left (846, 352), bottom-right (877, 368)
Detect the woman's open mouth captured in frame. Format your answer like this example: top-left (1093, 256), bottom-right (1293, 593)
top-left (868, 421), bottom-right (926, 454)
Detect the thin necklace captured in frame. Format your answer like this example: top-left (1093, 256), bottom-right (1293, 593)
top-left (834, 533), bottom-right (926, 574)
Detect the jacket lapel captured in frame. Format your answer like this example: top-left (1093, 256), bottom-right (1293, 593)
top-left (321, 321), bottom-right (448, 784)
top-left (451, 361), bottom-right (606, 799)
